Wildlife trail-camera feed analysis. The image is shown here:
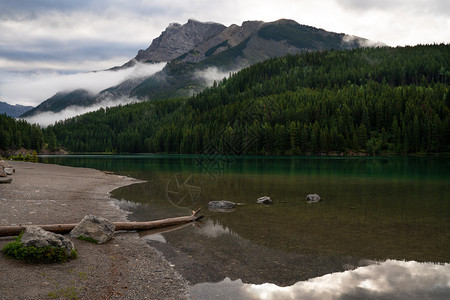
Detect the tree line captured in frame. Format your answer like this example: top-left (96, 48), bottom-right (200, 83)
top-left (46, 44), bottom-right (449, 155)
top-left (2, 44), bottom-right (449, 155)
top-left (0, 114), bottom-right (47, 151)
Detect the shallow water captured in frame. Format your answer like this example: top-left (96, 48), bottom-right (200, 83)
top-left (40, 155), bottom-right (450, 298)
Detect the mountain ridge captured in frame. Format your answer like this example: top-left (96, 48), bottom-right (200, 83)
top-left (22, 19), bottom-right (384, 119)
top-left (0, 101), bottom-right (34, 118)
top-left (44, 44), bottom-right (450, 155)
top-left (20, 89), bottom-right (94, 118)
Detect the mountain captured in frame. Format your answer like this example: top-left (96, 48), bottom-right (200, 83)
top-left (0, 101), bottom-right (34, 118)
top-left (21, 89), bottom-right (94, 118)
top-left (111, 19), bottom-right (227, 69)
top-left (23, 19), bottom-right (383, 119)
top-left (122, 19), bottom-right (381, 100)
top-left (119, 18), bottom-right (378, 68)
top-left (45, 44), bottom-right (450, 155)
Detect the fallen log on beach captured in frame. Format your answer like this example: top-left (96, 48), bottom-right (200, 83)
top-left (0, 208), bottom-right (203, 237)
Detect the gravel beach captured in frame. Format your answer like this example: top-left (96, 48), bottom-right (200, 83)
top-left (0, 161), bottom-right (188, 299)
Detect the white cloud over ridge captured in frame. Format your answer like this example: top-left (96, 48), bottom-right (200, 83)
top-left (23, 97), bottom-right (140, 128)
top-left (195, 67), bottom-right (240, 87)
top-left (0, 62), bottom-right (166, 106)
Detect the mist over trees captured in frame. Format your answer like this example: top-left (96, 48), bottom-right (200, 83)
top-left (43, 44), bottom-right (448, 155)
top-left (2, 44), bottom-right (449, 156)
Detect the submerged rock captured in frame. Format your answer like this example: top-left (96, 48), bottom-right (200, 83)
top-left (306, 194), bottom-right (321, 203)
top-left (257, 196), bottom-right (272, 204)
top-left (70, 214), bottom-right (115, 244)
top-left (21, 226), bottom-right (75, 256)
top-left (208, 201), bottom-right (236, 210)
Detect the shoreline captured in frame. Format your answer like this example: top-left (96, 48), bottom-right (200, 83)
top-left (0, 161), bottom-right (188, 299)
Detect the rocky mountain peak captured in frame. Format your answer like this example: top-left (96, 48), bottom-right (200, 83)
top-left (177, 20), bottom-right (265, 63)
top-left (28, 18), bottom-right (385, 119)
top-left (134, 20), bottom-right (226, 63)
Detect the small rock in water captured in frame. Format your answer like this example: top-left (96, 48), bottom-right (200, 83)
top-left (257, 196), bottom-right (272, 204)
top-left (208, 201), bottom-right (236, 210)
top-left (306, 194), bottom-right (321, 203)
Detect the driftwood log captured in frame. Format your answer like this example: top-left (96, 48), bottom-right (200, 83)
top-left (0, 208), bottom-right (203, 237)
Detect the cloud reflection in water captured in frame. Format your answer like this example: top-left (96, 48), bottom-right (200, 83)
top-left (189, 260), bottom-right (450, 299)
top-left (198, 219), bottom-right (234, 238)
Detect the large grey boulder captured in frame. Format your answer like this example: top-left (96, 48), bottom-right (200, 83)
top-left (21, 226), bottom-right (75, 256)
top-left (208, 201), bottom-right (236, 210)
top-left (306, 194), bottom-right (321, 203)
top-left (70, 214), bottom-right (115, 244)
top-left (0, 167), bottom-right (7, 177)
top-left (257, 196), bottom-right (272, 204)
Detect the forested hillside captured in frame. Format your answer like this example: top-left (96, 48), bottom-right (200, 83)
top-left (23, 19), bottom-right (376, 118)
top-left (0, 114), bottom-right (46, 151)
top-left (46, 44), bottom-right (450, 155)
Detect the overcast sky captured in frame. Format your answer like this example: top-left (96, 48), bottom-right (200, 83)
top-left (1, 0), bottom-right (449, 106)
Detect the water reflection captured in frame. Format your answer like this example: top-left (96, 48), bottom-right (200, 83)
top-left (145, 215), bottom-right (371, 286)
top-left (188, 260), bottom-right (450, 300)
top-left (142, 233), bottom-right (166, 243)
top-left (40, 155), bottom-right (450, 288)
top-left (199, 219), bottom-right (235, 238)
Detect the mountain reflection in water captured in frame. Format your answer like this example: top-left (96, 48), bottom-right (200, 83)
top-left (188, 260), bottom-right (450, 300)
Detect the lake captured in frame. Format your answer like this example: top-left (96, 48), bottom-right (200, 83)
top-left (40, 155), bottom-right (450, 299)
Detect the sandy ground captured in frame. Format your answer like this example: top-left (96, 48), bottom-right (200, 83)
top-left (0, 161), bottom-right (187, 299)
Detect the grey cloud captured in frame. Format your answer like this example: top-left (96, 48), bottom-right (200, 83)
top-left (0, 0), bottom-right (92, 20)
top-left (338, 0), bottom-right (401, 11)
top-left (338, 0), bottom-right (450, 16)
top-left (422, 0), bottom-right (450, 16)
top-left (0, 40), bottom-right (142, 65)
top-left (0, 1), bottom-right (190, 66)
top-left (0, 0), bottom-right (184, 20)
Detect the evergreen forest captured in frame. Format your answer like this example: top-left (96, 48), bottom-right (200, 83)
top-left (0, 114), bottom-right (46, 151)
top-left (2, 44), bottom-right (450, 155)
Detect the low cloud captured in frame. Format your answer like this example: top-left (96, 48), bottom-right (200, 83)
top-left (342, 35), bottom-right (387, 47)
top-left (23, 96), bottom-right (140, 127)
top-left (195, 67), bottom-right (240, 87)
top-left (0, 62), bottom-right (166, 106)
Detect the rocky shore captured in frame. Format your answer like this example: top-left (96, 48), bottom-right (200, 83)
top-left (0, 161), bottom-right (187, 299)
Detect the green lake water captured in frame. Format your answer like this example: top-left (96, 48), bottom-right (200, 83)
top-left (40, 155), bottom-right (450, 298)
